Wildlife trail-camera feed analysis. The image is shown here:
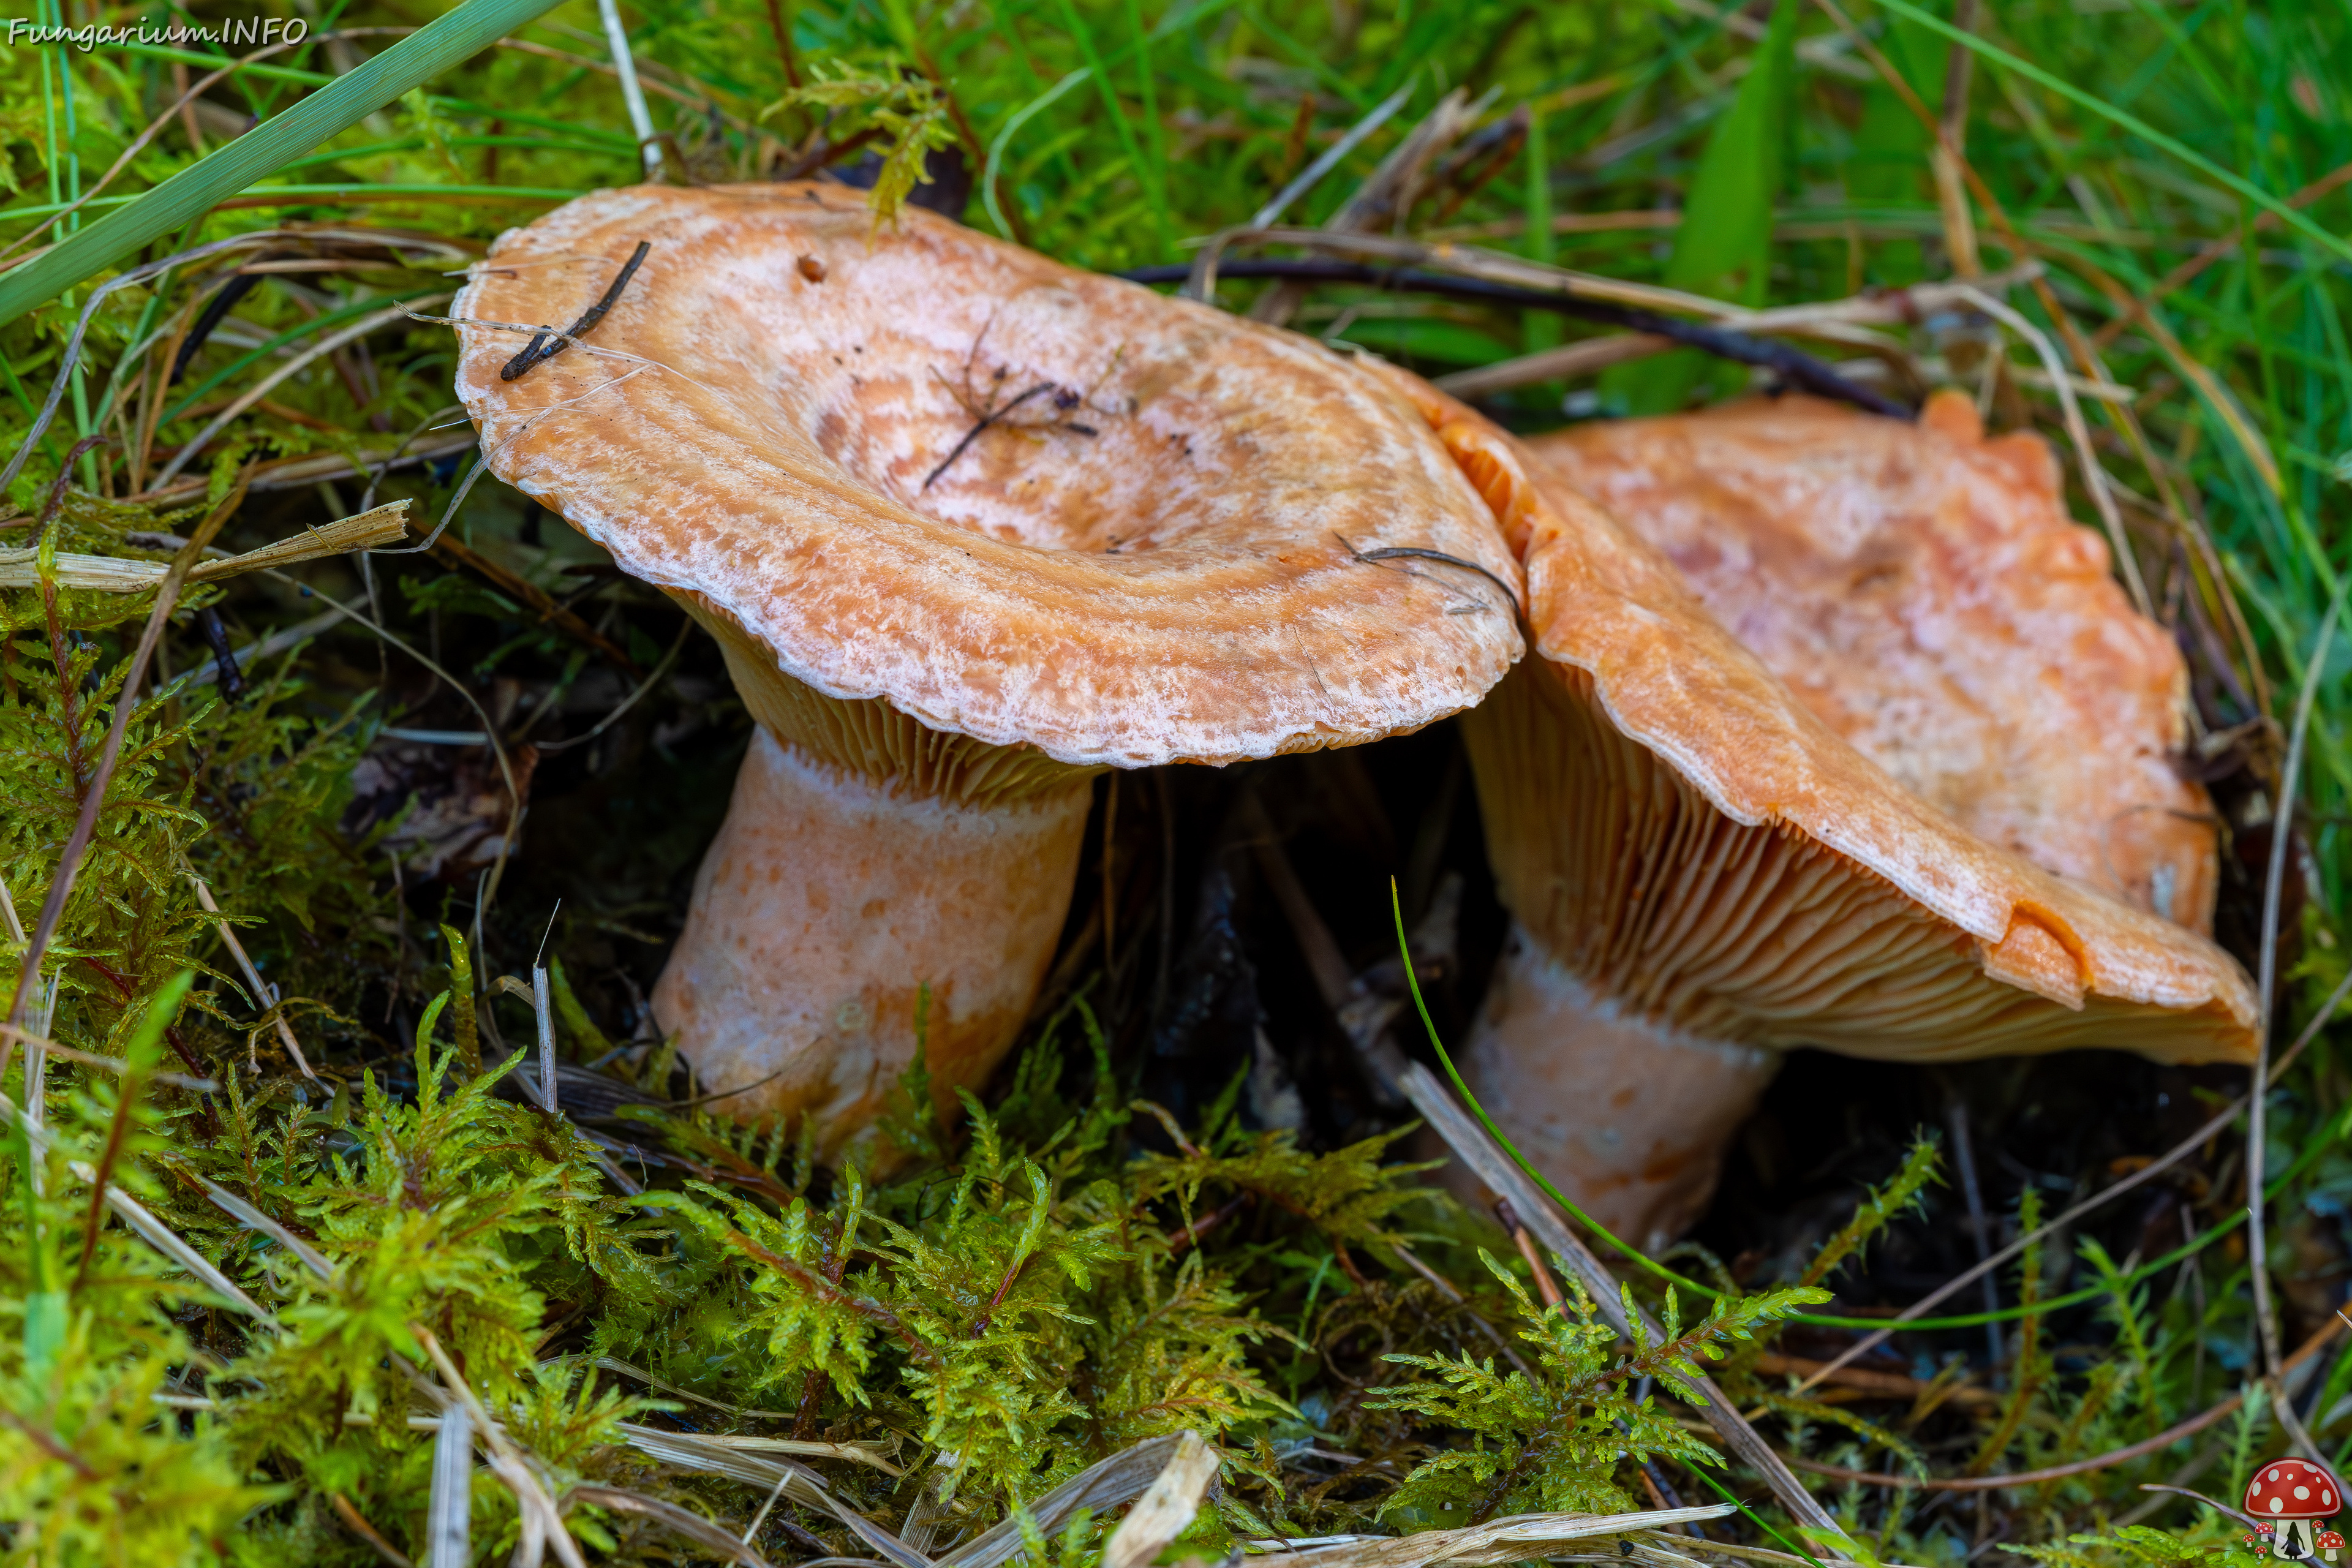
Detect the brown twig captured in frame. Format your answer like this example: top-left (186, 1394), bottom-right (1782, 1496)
top-left (1167, 1192), bottom-right (1252, 1255)
top-left (0, 1408), bottom-right (94, 1477)
top-left (922, 380), bottom-right (1055, 489)
top-left (425, 532), bottom-right (643, 678)
top-left (331, 1493), bottom-right (415, 1568)
top-left (763, 0), bottom-right (800, 88)
top-left (723, 1228), bottom-right (934, 1363)
top-left (1496, 1198), bottom-right (1566, 1313)
top-left (500, 241), bottom-right (652, 381)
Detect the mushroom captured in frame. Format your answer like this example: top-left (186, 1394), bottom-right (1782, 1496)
top-left (1364, 369), bottom-right (2256, 1250)
top-left (2248, 1459), bottom-right (2344, 1559)
top-left (451, 185), bottom-right (1523, 1160)
top-left (2319, 1529), bottom-right (2345, 1562)
top-left (1526, 390), bottom-right (2217, 931)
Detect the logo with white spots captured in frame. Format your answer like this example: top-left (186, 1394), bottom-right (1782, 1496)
top-left (2244, 1461), bottom-right (2346, 1561)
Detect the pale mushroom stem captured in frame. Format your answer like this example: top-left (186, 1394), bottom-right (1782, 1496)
top-left (1457, 924), bottom-right (1781, 1254)
top-left (653, 606), bottom-right (1096, 1164)
top-left (655, 727), bottom-right (1091, 1157)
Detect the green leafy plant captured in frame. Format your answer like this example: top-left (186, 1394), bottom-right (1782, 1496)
top-left (1372, 1256), bottom-right (1825, 1523)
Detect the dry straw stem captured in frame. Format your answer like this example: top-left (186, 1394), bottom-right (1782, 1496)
top-left (1812, 0), bottom-right (2285, 620)
top-left (1257, 1506), bottom-right (1738, 1568)
top-left (1396, 1061), bottom-right (1846, 1542)
top-left (1248, 86), bottom-right (1490, 330)
top-left (1949, 284), bottom-right (2152, 616)
top-left (0, 1025), bottom-right (216, 1092)
top-left (0, 233), bottom-right (290, 496)
top-left (415, 1323), bottom-right (584, 1568)
top-left (187, 865), bottom-right (317, 1080)
top-left (0, 501), bottom-right (409, 591)
top-left (2249, 598), bottom-right (2342, 1464)
top-left (1102, 1431), bottom-right (1219, 1568)
top-left (426, 1396), bottom-right (472, 1568)
top-left (151, 297), bottom-right (452, 488)
top-left (613, 1425), bottom-right (932, 1568)
top-left (1184, 227), bottom-right (2021, 354)
top-left (0, 496), bottom-right (407, 1087)
top-left (1436, 264), bottom-right (2042, 396)
top-left (606, 1428), bottom-right (1237, 1568)
top-left (568, 1485), bottom-right (774, 1567)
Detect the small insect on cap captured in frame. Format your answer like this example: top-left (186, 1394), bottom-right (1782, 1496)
top-left (2247, 1461), bottom-right (2343, 1519)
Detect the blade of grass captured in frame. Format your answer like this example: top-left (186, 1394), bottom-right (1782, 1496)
top-left (980, 0), bottom-right (1244, 240)
top-left (1054, 0), bottom-right (1169, 257)
top-left (0, 0), bottom-right (570, 330)
top-left (1606, 0), bottom-right (1798, 413)
top-left (1873, 0), bottom-right (2352, 268)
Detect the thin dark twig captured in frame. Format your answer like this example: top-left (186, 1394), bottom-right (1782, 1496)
top-left (922, 380), bottom-right (1054, 490)
top-left (1340, 538), bottom-right (1523, 620)
top-left (1118, 259), bottom-right (1913, 420)
top-left (0, 472), bottom-right (252, 1082)
top-left (500, 241), bottom-right (652, 382)
top-left (170, 269), bottom-right (268, 385)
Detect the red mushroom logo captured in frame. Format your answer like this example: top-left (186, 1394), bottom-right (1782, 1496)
top-left (2245, 1460), bottom-right (2344, 1559)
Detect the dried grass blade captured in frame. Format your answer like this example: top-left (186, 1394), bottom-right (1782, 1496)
top-left (1268, 1507), bottom-right (1738, 1568)
top-left (1, 1087), bottom-right (276, 1321)
top-left (184, 865), bottom-right (318, 1082)
top-left (1104, 1431), bottom-right (1219, 1568)
top-left (185, 500), bottom-right (414, 582)
top-left (415, 1324), bottom-right (586, 1568)
top-left (198, 1173), bottom-right (336, 1281)
top-left (426, 1398), bottom-right (472, 1568)
top-left (571, 1486), bottom-right (774, 1567)
top-left (97, 1180), bottom-right (277, 1322)
top-left (1397, 1062), bottom-right (1842, 1540)
top-left (616, 1425), bottom-right (931, 1567)
top-left (938, 1433), bottom-right (1189, 1568)
top-left (573, 1355), bottom-right (798, 1423)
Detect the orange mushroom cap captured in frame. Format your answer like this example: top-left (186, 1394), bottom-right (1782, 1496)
top-left (1374, 366), bottom-right (2256, 1066)
top-left (2248, 1461), bottom-right (2343, 1519)
top-left (449, 183), bottom-right (1524, 769)
top-left (1526, 391), bottom-right (2216, 932)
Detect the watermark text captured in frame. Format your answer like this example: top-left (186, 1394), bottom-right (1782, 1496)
top-left (6, 15), bottom-right (309, 52)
